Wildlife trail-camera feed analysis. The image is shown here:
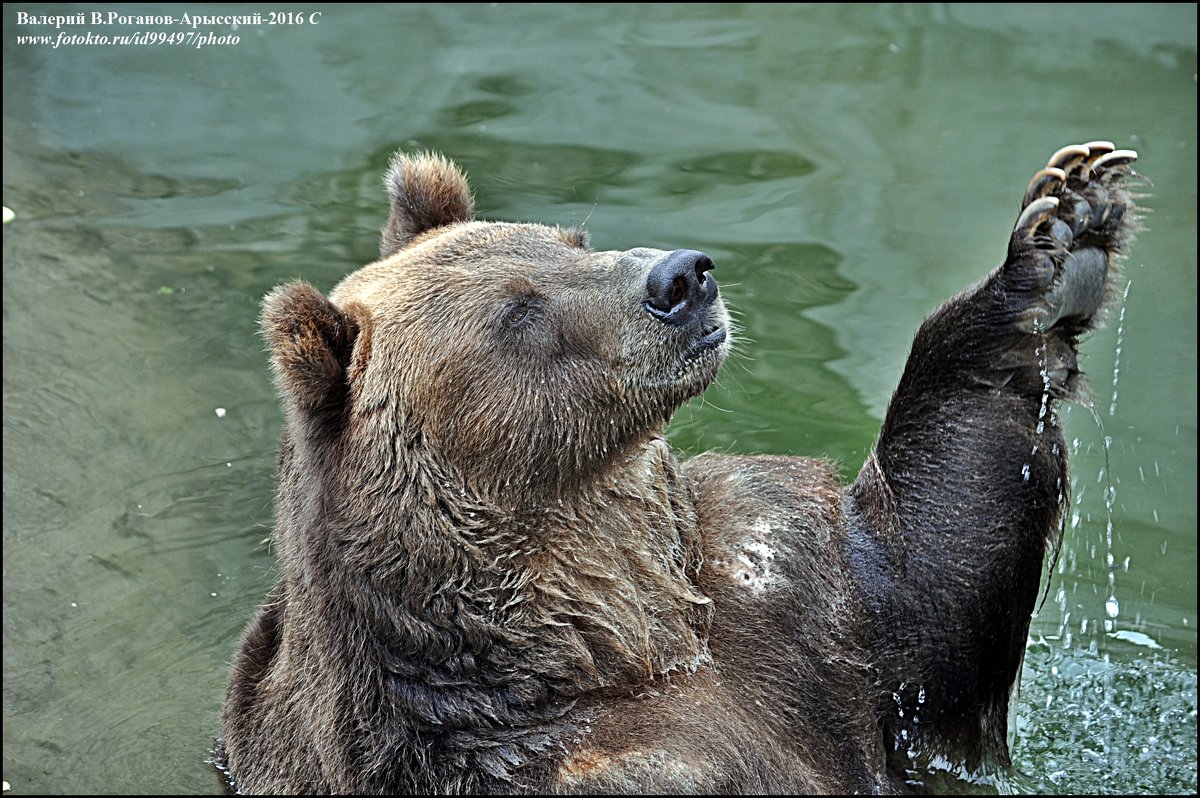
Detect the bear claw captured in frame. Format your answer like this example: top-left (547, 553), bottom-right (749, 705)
top-left (1082, 140), bottom-right (1116, 158)
top-left (1014, 195), bottom-right (1060, 238)
top-left (1078, 141), bottom-right (1116, 177)
top-left (1023, 167), bottom-right (1067, 208)
top-left (1092, 149), bottom-right (1139, 174)
top-left (1046, 144), bottom-right (1090, 174)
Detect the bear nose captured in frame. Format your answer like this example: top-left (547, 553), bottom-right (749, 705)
top-left (643, 249), bottom-right (718, 325)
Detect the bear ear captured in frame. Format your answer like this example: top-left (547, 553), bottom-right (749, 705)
top-left (380, 151), bottom-right (475, 258)
top-left (260, 282), bottom-right (365, 417)
top-left (558, 225), bottom-right (590, 249)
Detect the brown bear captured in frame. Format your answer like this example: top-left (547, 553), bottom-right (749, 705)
top-left (215, 144), bottom-right (1142, 793)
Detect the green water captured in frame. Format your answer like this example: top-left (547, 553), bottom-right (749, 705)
top-left (3, 4), bottom-right (1195, 794)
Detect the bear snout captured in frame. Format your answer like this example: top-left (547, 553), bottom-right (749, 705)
top-left (643, 249), bottom-right (719, 327)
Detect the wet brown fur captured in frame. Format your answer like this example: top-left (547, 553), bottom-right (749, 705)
top-left (217, 149), bottom-right (1142, 793)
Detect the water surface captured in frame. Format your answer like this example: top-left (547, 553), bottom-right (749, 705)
top-left (3, 4), bottom-right (1195, 793)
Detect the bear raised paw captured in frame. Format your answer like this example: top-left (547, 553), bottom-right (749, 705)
top-left (216, 143), bottom-right (1142, 793)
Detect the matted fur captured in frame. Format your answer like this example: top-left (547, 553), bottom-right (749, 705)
top-left (217, 144), bottom-right (1142, 794)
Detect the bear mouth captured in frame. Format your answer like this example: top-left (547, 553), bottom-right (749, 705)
top-left (632, 304), bottom-right (730, 400)
top-left (668, 318), bottom-right (730, 396)
top-left (691, 323), bottom-right (727, 356)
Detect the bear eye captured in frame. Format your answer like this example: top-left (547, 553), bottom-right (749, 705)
top-left (502, 296), bottom-right (543, 331)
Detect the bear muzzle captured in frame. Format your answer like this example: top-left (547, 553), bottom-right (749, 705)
top-left (643, 249), bottom-right (727, 353)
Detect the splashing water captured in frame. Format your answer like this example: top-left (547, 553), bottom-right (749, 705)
top-left (1013, 277), bottom-right (1178, 795)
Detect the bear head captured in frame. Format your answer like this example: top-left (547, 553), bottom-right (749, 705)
top-left (261, 152), bottom-right (732, 504)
